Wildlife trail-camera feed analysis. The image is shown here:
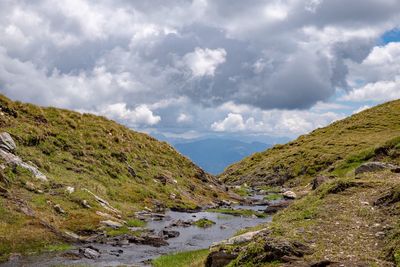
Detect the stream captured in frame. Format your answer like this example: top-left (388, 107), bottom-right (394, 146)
top-left (2, 202), bottom-right (270, 267)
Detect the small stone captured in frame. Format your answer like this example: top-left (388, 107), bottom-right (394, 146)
top-left (54, 204), bottom-right (66, 214)
top-left (375, 231), bottom-right (385, 237)
top-left (81, 200), bottom-right (91, 209)
top-left (65, 186), bottom-right (75, 194)
top-left (282, 191), bottom-right (297, 199)
top-left (25, 182), bottom-right (36, 192)
top-left (101, 220), bottom-right (123, 229)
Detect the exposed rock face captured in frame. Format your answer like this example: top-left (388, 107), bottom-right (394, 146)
top-left (0, 132), bottom-right (47, 181)
top-left (205, 251), bottom-right (238, 267)
top-left (311, 176), bottom-right (330, 190)
top-left (355, 161), bottom-right (400, 175)
top-left (0, 132), bottom-right (16, 152)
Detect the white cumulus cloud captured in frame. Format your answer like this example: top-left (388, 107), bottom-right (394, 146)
top-left (182, 47), bottom-right (227, 77)
top-left (100, 103), bottom-right (161, 126)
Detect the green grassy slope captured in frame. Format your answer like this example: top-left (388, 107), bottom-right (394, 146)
top-left (0, 94), bottom-right (229, 261)
top-left (219, 138), bottom-right (400, 266)
top-left (220, 99), bottom-right (400, 186)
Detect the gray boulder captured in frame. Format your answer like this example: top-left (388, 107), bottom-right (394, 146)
top-left (355, 162), bottom-right (399, 175)
top-left (79, 246), bottom-right (101, 259)
top-left (0, 132), bottom-right (16, 152)
top-left (205, 251), bottom-right (237, 267)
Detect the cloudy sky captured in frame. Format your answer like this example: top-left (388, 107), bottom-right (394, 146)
top-left (0, 0), bottom-right (399, 142)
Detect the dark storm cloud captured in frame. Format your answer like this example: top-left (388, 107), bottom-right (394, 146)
top-left (0, 0), bottom-right (399, 135)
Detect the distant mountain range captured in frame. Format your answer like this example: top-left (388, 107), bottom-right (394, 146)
top-left (174, 139), bottom-right (271, 175)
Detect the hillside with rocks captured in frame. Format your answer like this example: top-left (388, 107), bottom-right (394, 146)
top-left (0, 95), bottom-right (233, 262)
top-left (220, 99), bottom-right (400, 187)
top-left (206, 100), bottom-right (400, 266)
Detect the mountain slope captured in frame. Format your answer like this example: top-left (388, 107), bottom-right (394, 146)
top-left (174, 139), bottom-right (270, 174)
top-left (207, 100), bottom-right (400, 266)
top-left (220, 99), bottom-right (400, 186)
top-left (0, 95), bottom-right (230, 261)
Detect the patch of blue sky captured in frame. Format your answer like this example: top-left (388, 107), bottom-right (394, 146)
top-left (380, 28), bottom-right (400, 44)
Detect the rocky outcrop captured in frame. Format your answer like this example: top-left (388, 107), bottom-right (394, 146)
top-left (205, 250), bottom-right (238, 267)
top-left (0, 132), bottom-right (47, 181)
top-left (0, 132), bottom-right (16, 152)
top-left (211, 229), bottom-right (266, 247)
top-left (355, 161), bottom-right (400, 175)
top-left (261, 238), bottom-right (312, 262)
top-left (311, 176), bottom-right (330, 190)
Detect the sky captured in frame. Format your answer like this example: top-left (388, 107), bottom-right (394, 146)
top-left (0, 0), bottom-right (399, 143)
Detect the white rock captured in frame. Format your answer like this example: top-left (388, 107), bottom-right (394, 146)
top-left (65, 186), bottom-right (75, 194)
top-left (282, 190), bottom-right (297, 199)
top-left (101, 220), bottom-right (123, 229)
top-left (211, 229), bottom-right (264, 247)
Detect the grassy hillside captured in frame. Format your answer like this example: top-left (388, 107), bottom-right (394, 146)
top-left (0, 94), bottom-right (229, 261)
top-left (209, 100), bottom-right (400, 266)
top-left (220, 99), bottom-right (400, 186)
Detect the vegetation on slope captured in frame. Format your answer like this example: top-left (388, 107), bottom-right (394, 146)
top-left (210, 104), bottom-right (400, 266)
top-left (220, 99), bottom-right (400, 186)
top-left (0, 94), bottom-right (230, 261)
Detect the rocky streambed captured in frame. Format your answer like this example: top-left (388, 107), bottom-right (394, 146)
top-left (2, 200), bottom-right (275, 267)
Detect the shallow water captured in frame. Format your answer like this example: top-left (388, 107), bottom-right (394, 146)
top-left (3, 201), bottom-right (270, 267)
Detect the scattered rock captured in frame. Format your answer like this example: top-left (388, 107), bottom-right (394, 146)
top-left (101, 220), bottom-right (123, 229)
top-left (212, 230), bottom-right (265, 247)
top-left (355, 161), bottom-right (400, 175)
top-left (282, 191), bottom-right (297, 199)
top-left (0, 132), bottom-right (16, 152)
top-left (83, 188), bottom-right (120, 214)
top-left (134, 210), bottom-right (166, 220)
top-left (79, 246), bottom-right (101, 259)
top-left (154, 172), bottom-right (174, 185)
top-left (311, 176), bottom-right (330, 190)
top-left (170, 206), bottom-right (202, 213)
top-left (65, 186), bottom-right (75, 194)
top-left (81, 199), bottom-right (91, 209)
top-left (168, 219), bottom-right (194, 228)
top-left (109, 249), bottom-right (123, 257)
top-left (96, 211), bottom-right (126, 224)
top-left (262, 238), bottom-right (312, 262)
top-left (54, 204), bottom-right (66, 214)
top-left (63, 230), bottom-right (82, 241)
top-left (159, 229), bottom-right (180, 239)
top-left (128, 234), bottom-right (169, 247)
top-left (205, 250), bottom-right (238, 267)
top-left (127, 164), bottom-right (137, 178)
top-left (0, 139), bottom-right (47, 181)
top-left (264, 200), bottom-right (291, 214)
top-left (25, 181), bottom-right (36, 192)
